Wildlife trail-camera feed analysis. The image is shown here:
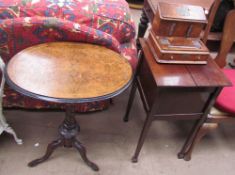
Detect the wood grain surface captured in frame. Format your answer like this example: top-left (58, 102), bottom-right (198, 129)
top-left (7, 42), bottom-right (132, 100)
top-left (150, 0), bottom-right (215, 12)
top-left (158, 2), bottom-right (207, 22)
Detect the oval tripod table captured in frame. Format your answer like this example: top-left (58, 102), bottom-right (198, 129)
top-left (5, 42), bottom-right (133, 171)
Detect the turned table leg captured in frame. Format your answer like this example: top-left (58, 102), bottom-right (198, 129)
top-left (137, 10), bottom-right (149, 51)
top-left (28, 106), bottom-right (99, 171)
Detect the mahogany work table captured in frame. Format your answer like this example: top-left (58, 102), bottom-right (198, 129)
top-left (5, 42), bottom-right (133, 171)
top-left (124, 39), bottom-right (231, 162)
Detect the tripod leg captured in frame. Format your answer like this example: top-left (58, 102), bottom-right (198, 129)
top-left (28, 138), bottom-right (63, 167)
top-left (74, 139), bottom-right (99, 171)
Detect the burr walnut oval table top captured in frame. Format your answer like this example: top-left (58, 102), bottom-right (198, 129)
top-left (5, 42), bottom-right (133, 103)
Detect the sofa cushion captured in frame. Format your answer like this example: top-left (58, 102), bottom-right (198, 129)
top-left (0, 0), bottom-right (136, 43)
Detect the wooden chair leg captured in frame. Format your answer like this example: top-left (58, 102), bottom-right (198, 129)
top-left (183, 123), bottom-right (218, 161)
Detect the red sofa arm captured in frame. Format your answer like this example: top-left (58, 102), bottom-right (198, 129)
top-left (0, 0), bottom-right (136, 44)
top-left (0, 16), bottom-right (121, 62)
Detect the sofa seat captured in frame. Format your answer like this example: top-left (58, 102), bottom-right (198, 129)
top-left (0, 0), bottom-right (137, 112)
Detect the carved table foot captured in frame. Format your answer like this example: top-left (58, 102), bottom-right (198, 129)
top-left (28, 139), bottom-right (63, 167)
top-left (74, 139), bottom-right (99, 171)
top-left (28, 107), bottom-right (99, 171)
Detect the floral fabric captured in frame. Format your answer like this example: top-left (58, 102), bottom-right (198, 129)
top-left (0, 0), bottom-right (136, 43)
top-left (0, 17), bottom-right (121, 61)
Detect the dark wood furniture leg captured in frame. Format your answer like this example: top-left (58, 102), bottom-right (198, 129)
top-left (182, 123), bottom-right (218, 161)
top-left (123, 51), bottom-right (144, 122)
top-left (131, 111), bottom-right (153, 162)
top-left (28, 139), bottom-right (63, 166)
top-left (28, 106), bottom-right (99, 171)
top-left (137, 10), bottom-right (149, 50)
top-left (177, 88), bottom-right (222, 161)
top-left (123, 81), bottom-right (138, 122)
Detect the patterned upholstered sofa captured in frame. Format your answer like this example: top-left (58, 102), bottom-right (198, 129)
top-left (0, 0), bottom-right (137, 112)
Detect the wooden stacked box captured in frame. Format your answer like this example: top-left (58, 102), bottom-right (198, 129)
top-left (147, 2), bottom-right (210, 64)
